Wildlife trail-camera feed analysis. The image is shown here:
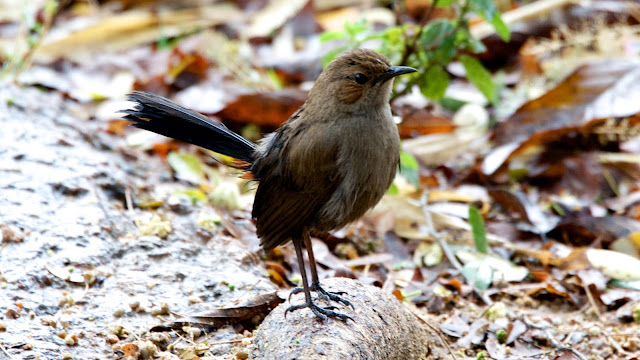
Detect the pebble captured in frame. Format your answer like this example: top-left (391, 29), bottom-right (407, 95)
top-left (156, 351), bottom-right (180, 360)
top-left (6, 307), bottom-right (20, 319)
top-left (150, 332), bottom-right (171, 348)
top-left (41, 315), bottom-right (57, 328)
top-left (151, 303), bottom-right (170, 316)
top-left (65, 334), bottom-right (78, 346)
top-left (129, 301), bottom-right (140, 312)
top-left (183, 326), bottom-right (201, 339)
top-left (138, 340), bottom-right (158, 359)
top-left (0, 224), bottom-right (25, 243)
top-left (106, 334), bottom-right (119, 344)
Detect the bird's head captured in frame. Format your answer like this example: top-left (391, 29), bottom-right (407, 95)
top-left (310, 49), bottom-right (417, 110)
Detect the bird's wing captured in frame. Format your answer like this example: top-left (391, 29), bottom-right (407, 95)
top-left (252, 120), bottom-right (342, 251)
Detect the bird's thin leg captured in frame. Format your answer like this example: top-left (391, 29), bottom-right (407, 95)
top-left (284, 237), bottom-right (352, 321)
top-left (286, 232), bottom-right (352, 309)
top-left (303, 230), bottom-right (322, 286)
top-left (303, 231), bottom-right (353, 309)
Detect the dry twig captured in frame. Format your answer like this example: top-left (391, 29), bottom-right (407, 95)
top-left (0, 342), bottom-right (16, 360)
top-left (523, 316), bottom-right (587, 360)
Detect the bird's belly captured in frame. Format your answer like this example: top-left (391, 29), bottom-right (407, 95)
top-left (342, 150), bottom-right (396, 223)
top-left (315, 122), bottom-right (399, 231)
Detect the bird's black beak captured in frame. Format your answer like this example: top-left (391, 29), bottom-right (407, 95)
top-left (373, 66), bottom-right (418, 85)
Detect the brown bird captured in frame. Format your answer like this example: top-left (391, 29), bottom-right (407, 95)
top-left (121, 49), bottom-right (416, 321)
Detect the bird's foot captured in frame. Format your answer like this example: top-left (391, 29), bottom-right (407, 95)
top-left (284, 299), bottom-right (352, 322)
top-left (311, 283), bottom-right (354, 309)
top-left (288, 283), bottom-right (353, 309)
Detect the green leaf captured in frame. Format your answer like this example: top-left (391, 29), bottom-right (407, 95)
top-left (436, 0), bottom-right (456, 7)
top-left (44, 0), bottom-right (59, 15)
top-left (344, 20), bottom-right (368, 37)
top-left (167, 151), bottom-right (206, 184)
top-left (381, 26), bottom-right (403, 41)
top-left (266, 68), bottom-right (283, 90)
top-left (421, 65), bottom-right (449, 100)
top-left (414, 242), bottom-right (444, 267)
top-left (462, 29), bottom-right (487, 53)
top-left (433, 34), bottom-right (457, 64)
top-left (469, 0), bottom-right (497, 20)
top-left (387, 183), bottom-right (399, 195)
top-left (469, 205), bottom-right (488, 253)
top-left (400, 289), bottom-right (422, 300)
top-left (400, 151), bottom-right (418, 170)
top-left (550, 202), bottom-right (566, 216)
top-left (319, 30), bottom-right (346, 43)
top-left (459, 55), bottom-right (495, 104)
top-left (419, 19), bottom-right (455, 47)
top-left (610, 280), bottom-right (640, 291)
top-left (399, 151), bottom-right (419, 186)
top-left (462, 259), bottom-right (493, 291)
top-left (490, 14), bottom-right (510, 42)
top-left (439, 97), bottom-right (467, 111)
top-left (174, 188), bottom-right (208, 204)
top-left (469, 0), bottom-right (509, 42)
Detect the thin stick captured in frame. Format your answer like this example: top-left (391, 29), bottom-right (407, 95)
top-left (523, 316), bottom-right (587, 360)
top-left (408, 305), bottom-right (457, 360)
top-left (583, 284), bottom-right (601, 317)
top-left (125, 187), bottom-right (134, 216)
top-left (606, 335), bottom-right (629, 357)
top-left (605, 333), bottom-right (640, 337)
top-left (419, 191), bottom-right (463, 272)
top-left (419, 191), bottom-right (492, 305)
top-left (0, 342), bottom-right (16, 360)
top-left (233, 280), bottom-right (262, 303)
top-left (208, 339), bottom-right (244, 346)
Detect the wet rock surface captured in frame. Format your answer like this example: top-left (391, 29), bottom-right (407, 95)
top-left (0, 85), bottom-right (273, 359)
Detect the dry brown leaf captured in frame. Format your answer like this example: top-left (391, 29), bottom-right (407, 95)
top-left (551, 247), bottom-right (590, 271)
top-left (397, 109), bottom-right (455, 138)
top-left (150, 292), bottom-right (284, 331)
top-left (489, 189), bottom-right (558, 234)
top-left (485, 60), bottom-right (640, 176)
top-left (316, 7), bottom-right (395, 32)
top-left (403, 104), bottom-right (489, 166)
top-left (244, 0), bottom-right (308, 39)
top-left (35, 5), bottom-right (244, 62)
top-left (121, 343), bottom-right (140, 357)
top-left (549, 215), bottom-right (640, 247)
top-left (215, 89), bottom-right (307, 128)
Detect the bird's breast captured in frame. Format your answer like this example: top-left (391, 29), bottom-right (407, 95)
top-left (315, 111), bottom-right (399, 229)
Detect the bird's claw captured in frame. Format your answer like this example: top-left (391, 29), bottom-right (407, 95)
top-left (312, 284), bottom-right (354, 309)
top-left (284, 301), bottom-right (352, 322)
top-left (288, 283), bottom-right (353, 309)
top-left (288, 287), bottom-right (304, 302)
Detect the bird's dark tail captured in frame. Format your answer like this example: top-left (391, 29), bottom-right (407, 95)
top-left (121, 91), bottom-right (257, 163)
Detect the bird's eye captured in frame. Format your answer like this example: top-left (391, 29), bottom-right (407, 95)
top-left (354, 73), bottom-right (369, 85)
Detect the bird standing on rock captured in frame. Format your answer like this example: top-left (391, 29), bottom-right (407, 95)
top-left (121, 49), bottom-right (417, 321)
